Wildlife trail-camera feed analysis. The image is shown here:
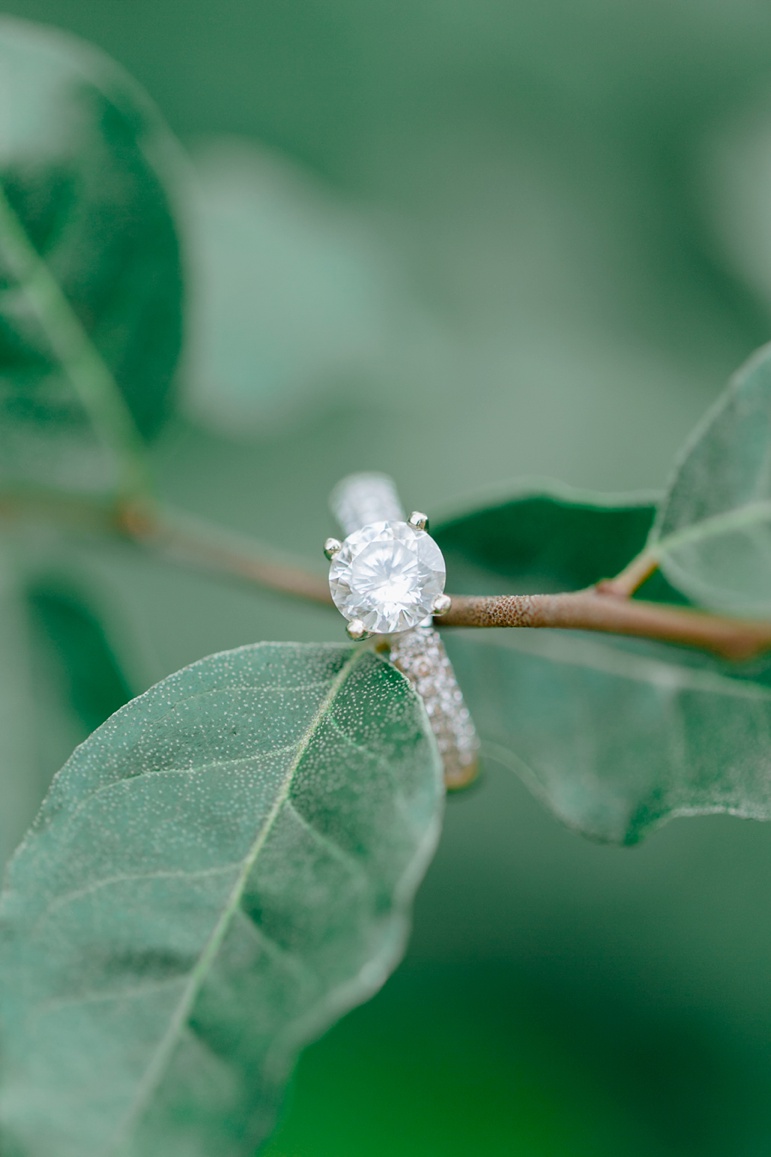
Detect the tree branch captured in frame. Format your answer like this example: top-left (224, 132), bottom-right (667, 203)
top-left (119, 503), bottom-right (332, 606)
top-left (440, 591), bottom-right (771, 662)
top-left (125, 506), bottom-right (771, 662)
top-left (3, 489), bottom-right (771, 662)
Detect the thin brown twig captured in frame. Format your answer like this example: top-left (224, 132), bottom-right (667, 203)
top-left (0, 490), bottom-right (332, 605)
top-left (118, 502), bottom-right (333, 606)
top-left (439, 592), bottom-right (771, 662)
top-left (0, 488), bottom-right (117, 532)
top-left (2, 489), bottom-right (770, 662)
top-left (125, 508), bottom-right (771, 662)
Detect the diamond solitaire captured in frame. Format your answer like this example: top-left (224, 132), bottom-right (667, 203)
top-left (326, 474), bottom-right (477, 788)
top-left (328, 519), bottom-right (447, 636)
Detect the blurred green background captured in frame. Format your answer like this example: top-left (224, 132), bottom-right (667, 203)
top-left (7, 1), bottom-right (771, 1152)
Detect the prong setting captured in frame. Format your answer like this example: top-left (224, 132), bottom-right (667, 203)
top-left (329, 520), bottom-right (446, 634)
top-left (324, 537), bottom-right (342, 560)
top-left (432, 593), bottom-right (452, 617)
top-left (408, 511), bottom-right (429, 531)
top-left (346, 618), bottom-right (370, 641)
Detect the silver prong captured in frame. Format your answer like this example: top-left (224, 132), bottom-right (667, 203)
top-left (409, 511), bottom-right (429, 531)
top-left (346, 619), bottom-right (370, 641)
top-left (324, 537), bottom-right (342, 560)
top-left (432, 593), bottom-right (452, 617)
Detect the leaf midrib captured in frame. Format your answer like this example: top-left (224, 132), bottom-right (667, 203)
top-left (0, 177), bottom-right (148, 497)
top-left (102, 646), bottom-right (364, 1157)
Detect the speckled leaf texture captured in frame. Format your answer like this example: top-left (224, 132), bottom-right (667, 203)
top-left (0, 643), bottom-right (443, 1157)
top-left (0, 17), bottom-right (183, 492)
top-left (652, 342), bottom-right (771, 617)
top-left (436, 487), bottom-right (771, 845)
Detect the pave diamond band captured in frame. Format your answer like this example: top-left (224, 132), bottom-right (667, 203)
top-left (330, 473), bottom-right (404, 533)
top-left (328, 473), bottom-right (479, 789)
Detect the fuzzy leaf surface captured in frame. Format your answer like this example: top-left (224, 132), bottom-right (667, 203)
top-left (652, 342), bottom-right (771, 616)
top-left (437, 486), bottom-right (771, 844)
top-left (0, 642), bottom-right (443, 1156)
top-left (0, 17), bottom-right (183, 492)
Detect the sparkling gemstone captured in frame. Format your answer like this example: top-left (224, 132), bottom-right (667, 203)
top-left (328, 520), bottom-right (446, 634)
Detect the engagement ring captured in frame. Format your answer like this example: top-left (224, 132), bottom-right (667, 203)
top-left (326, 473), bottom-right (479, 789)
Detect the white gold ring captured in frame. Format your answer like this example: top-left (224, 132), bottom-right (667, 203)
top-left (326, 473), bottom-right (479, 789)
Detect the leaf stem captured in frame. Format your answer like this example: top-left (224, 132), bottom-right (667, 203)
top-left (595, 550), bottom-right (659, 598)
top-left (0, 180), bottom-right (152, 501)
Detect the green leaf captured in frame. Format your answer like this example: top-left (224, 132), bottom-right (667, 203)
top-left (24, 577), bottom-right (135, 739)
top-left (437, 485), bottom-right (771, 844)
top-left (651, 342), bottom-right (771, 617)
top-left (0, 563), bottom-right (135, 867)
top-left (21, 576), bottom-right (136, 815)
top-left (0, 555), bottom-right (41, 869)
top-left (437, 483), bottom-right (659, 593)
top-left (0, 17), bottom-right (184, 495)
top-left (0, 642), bottom-right (443, 1156)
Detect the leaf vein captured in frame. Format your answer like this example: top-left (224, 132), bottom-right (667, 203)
top-left (60, 742), bottom-right (302, 834)
top-left (283, 799), bottom-right (366, 877)
top-left (32, 861), bottom-right (244, 933)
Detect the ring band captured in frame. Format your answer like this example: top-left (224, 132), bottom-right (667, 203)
top-left (329, 473), bottom-right (479, 789)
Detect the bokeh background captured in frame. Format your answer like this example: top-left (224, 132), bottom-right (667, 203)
top-left (7, 1), bottom-right (771, 1152)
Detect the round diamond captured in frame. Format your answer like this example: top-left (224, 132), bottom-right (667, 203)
top-left (329, 520), bottom-right (446, 634)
